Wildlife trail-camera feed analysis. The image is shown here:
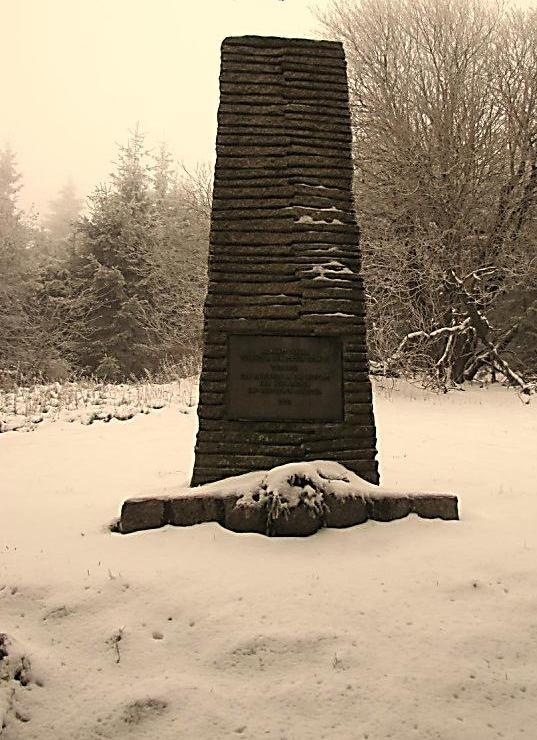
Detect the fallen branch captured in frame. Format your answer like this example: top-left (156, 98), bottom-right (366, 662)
top-left (387, 317), bottom-right (472, 368)
top-left (451, 271), bottom-right (533, 394)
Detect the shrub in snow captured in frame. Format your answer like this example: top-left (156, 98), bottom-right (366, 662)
top-left (95, 355), bottom-right (122, 382)
top-left (0, 379), bottom-right (195, 432)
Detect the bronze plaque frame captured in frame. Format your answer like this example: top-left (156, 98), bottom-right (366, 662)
top-left (226, 334), bottom-right (344, 422)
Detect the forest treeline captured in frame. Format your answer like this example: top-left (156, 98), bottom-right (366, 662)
top-left (1, 0), bottom-right (537, 390)
top-left (0, 129), bottom-right (210, 384)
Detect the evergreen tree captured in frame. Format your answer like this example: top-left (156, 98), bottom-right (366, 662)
top-left (0, 145), bottom-right (45, 380)
top-left (0, 145), bottom-right (22, 227)
top-left (44, 179), bottom-right (82, 249)
top-left (68, 128), bottom-right (159, 379)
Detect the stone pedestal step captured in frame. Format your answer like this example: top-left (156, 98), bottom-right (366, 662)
top-left (119, 489), bottom-right (458, 536)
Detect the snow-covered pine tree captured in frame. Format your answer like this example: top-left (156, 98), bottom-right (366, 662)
top-left (68, 128), bottom-right (159, 379)
top-left (44, 179), bottom-right (82, 252)
top-left (0, 146), bottom-right (47, 381)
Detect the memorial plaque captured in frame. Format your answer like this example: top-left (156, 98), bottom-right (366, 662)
top-left (227, 335), bottom-right (343, 422)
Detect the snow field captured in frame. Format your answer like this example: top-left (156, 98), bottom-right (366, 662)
top-left (1, 381), bottom-right (536, 739)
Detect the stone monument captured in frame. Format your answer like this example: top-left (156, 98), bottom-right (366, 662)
top-left (118, 35), bottom-right (459, 536)
top-left (191, 35), bottom-right (379, 486)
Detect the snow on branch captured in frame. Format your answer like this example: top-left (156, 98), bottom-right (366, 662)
top-left (390, 318), bottom-right (473, 364)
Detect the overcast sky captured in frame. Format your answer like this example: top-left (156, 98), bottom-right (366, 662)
top-left (1, 0), bottom-right (334, 216)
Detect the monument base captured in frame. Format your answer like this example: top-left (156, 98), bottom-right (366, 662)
top-left (117, 461), bottom-right (458, 537)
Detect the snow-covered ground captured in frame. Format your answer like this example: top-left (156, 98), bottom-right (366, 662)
top-left (1, 380), bottom-right (536, 739)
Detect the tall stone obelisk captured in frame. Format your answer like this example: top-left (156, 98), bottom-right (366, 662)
top-left (191, 36), bottom-right (379, 486)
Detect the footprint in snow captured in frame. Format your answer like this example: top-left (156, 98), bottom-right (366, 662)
top-left (42, 605), bottom-right (74, 621)
top-left (122, 698), bottom-right (168, 725)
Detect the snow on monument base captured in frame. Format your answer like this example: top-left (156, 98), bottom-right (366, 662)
top-left (118, 461), bottom-right (458, 536)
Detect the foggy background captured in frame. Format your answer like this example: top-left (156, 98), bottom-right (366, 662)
top-left (1, 0), bottom-right (329, 216)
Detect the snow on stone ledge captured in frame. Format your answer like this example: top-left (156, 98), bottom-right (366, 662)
top-left (118, 461), bottom-right (459, 537)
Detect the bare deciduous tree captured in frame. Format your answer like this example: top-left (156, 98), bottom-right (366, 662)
top-left (178, 161), bottom-right (213, 227)
top-left (317, 0), bottom-right (537, 389)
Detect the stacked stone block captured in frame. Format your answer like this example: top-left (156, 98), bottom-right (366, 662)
top-left (191, 35), bottom-right (379, 486)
